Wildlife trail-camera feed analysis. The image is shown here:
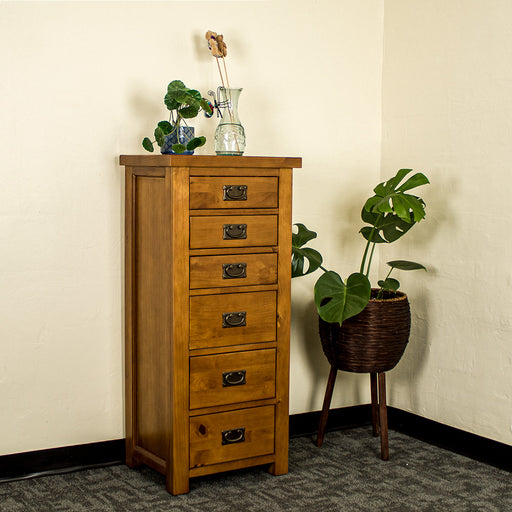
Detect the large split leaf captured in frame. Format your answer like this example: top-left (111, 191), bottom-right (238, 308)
top-left (314, 271), bottom-right (371, 325)
top-left (364, 169), bottom-right (429, 223)
top-left (291, 224), bottom-right (323, 277)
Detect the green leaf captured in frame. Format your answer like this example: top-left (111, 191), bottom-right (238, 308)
top-left (291, 223), bottom-right (323, 277)
top-left (291, 247), bottom-right (323, 277)
top-left (361, 205), bottom-right (416, 244)
top-left (157, 121), bottom-right (173, 135)
top-left (168, 80), bottom-right (186, 91)
top-left (362, 195), bottom-right (382, 213)
top-left (164, 93), bottom-right (180, 111)
top-left (369, 196), bottom-right (393, 214)
top-left (187, 89), bottom-right (202, 102)
top-left (397, 194), bottom-right (426, 222)
top-left (154, 126), bottom-right (165, 146)
top-left (364, 169), bottom-right (428, 227)
top-left (292, 223), bottom-right (318, 248)
top-left (167, 80), bottom-right (190, 105)
top-left (379, 213), bottom-right (415, 242)
top-left (391, 194), bottom-right (410, 221)
top-left (360, 226), bottom-right (386, 243)
top-left (386, 260), bottom-right (427, 271)
top-left (171, 143), bottom-right (186, 154)
top-left (374, 169), bottom-right (412, 196)
top-left (142, 137), bottom-right (154, 152)
top-left (314, 271), bottom-right (371, 325)
top-left (397, 172), bottom-right (430, 193)
top-left (179, 105), bottom-right (200, 119)
top-left (378, 277), bottom-right (400, 292)
top-left (200, 98), bottom-right (213, 115)
top-left (186, 136), bottom-right (206, 151)
top-left (173, 90), bottom-right (193, 104)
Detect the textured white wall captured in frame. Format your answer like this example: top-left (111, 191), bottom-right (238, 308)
top-left (381, 0), bottom-right (512, 445)
top-left (0, 0), bottom-right (384, 454)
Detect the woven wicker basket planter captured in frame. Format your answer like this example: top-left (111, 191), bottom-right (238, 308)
top-left (319, 289), bottom-right (411, 374)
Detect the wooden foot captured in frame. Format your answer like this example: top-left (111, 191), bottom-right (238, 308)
top-left (125, 439), bottom-right (142, 468)
top-left (316, 366), bottom-right (338, 447)
top-left (370, 373), bottom-right (379, 437)
top-left (378, 372), bottom-right (389, 461)
top-left (166, 473), bottom-right (190, 496)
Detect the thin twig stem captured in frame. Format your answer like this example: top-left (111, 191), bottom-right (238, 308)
top-left (216, 58), bottom-right (226, 89)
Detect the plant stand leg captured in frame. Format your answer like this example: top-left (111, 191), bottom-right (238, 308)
top-left (378, 372), bottom-right (389, 460)
top-left (316, 365), bottom-right (338, 447)
top-left (370, 372), bottom-right (379, 437)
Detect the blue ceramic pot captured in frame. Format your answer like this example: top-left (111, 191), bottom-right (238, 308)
top-left (160, 126), bottom-right (195, 155)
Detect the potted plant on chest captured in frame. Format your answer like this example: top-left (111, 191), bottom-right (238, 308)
top-left (292, 168), bottom-right (429, 460)
top-left (142, 80), bottom-right (212, 155)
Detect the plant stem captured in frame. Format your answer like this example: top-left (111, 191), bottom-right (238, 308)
top-left (222, 57), bottom-right (230, 89)
top-left (360, 229), bottom-right (375, 274)
top-left (376, 268), bottom-right (394, 300)
top-left (365, 242), bottom-right (376, 277)
top-left (216, 58), bottom-right (226, 89)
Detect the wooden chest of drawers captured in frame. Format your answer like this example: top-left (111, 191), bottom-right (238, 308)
top-left (120, 155), bottom-right (301, 495)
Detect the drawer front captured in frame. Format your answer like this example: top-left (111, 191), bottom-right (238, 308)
top-left (190, 177), bottom-right (278, 209)
top-left (189, 406), bottom-right (275, 468)
top-left (190, 349), bottom-right (276, 409)
top-left (190, 215), bottom-right (278, 249)
top-left (190, 291), bottom-right (276, 350)
top-left (190, 253), bottom-right (277, 289)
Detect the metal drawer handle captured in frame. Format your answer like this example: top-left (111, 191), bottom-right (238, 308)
top-left (223, 223), bottom-right (247, 240)
top-left (222, 311), bottom-right (247, 328)
top-left (222, 263), bottom-right (247, 279)
top-left (222, 370), bottom-right (246, 387)
top-left (223, 185), bottom-right (247, 201)
top-left (222, 427), bottom-right (246, 445)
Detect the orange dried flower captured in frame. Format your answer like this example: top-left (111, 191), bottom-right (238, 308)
top-left (216, 34), bottom-right (227, 58)
top-left (205, 30), bottom-right (227, 58)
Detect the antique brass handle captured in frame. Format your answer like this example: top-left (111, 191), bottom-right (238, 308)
top-left (223, 185), bottom-right (247, 201)
top-left (222, 370), bottom-right (246, 387)
top-left (223, 224), bottom-right (247, 240)
top-left (222, 263), bottom-right (247, 279)
top-left (221, 427), bottom-right (246, 445)
top-left (222, 311), bottom-right (247, 328)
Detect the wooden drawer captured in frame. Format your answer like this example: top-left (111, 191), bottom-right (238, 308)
top-left (189, 405), bottom-right (275, 468)
top-left (190, 215), bottom-right (278, 249)
top-left (189, 253), bottom-right (278, 289)
top-left (190, 177), bottom-right (278, 209)
top-left (190, 291), bottom-right (276, 350)
top-left (190, 349), bottom-right (276, 409)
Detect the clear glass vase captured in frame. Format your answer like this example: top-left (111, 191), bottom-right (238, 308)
top-left (215, 87), bottom-right (246, 156)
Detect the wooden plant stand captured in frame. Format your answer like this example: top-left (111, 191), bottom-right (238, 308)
top-left (316, 366), bottom-right (390, 460)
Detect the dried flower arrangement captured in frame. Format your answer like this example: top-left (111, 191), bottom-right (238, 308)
top-left (205, 30), bottom-right (231, 89)
top-left (205, 30), bottom-right (245, 155)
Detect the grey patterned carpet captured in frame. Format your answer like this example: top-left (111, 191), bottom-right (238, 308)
top-left (1, 427), bottom-right (511, 511)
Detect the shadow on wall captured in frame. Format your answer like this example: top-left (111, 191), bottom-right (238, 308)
top-left (291, 292), bottom-right (366, 412)
top-left (387, 289), bottom-right (431, 410)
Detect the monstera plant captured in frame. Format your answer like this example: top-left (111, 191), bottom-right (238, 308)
top-left (293, 168), bottom-right (430, 461)
top-left (142, 80), bottom-right (212, 154)
top-left (292, 168), bottom-right (429, 325)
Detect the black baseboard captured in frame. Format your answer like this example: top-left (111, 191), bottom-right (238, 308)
top-left (289, 404), bottom-right (372, 438)
top-left (387, 407), bottom-right (512, 472)
top-left (293, 405), bottom-right (512, 473)
top-left (0, 439), bottom-right (125, 483)
top-left (1, 406), bottom-right (511, 482)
